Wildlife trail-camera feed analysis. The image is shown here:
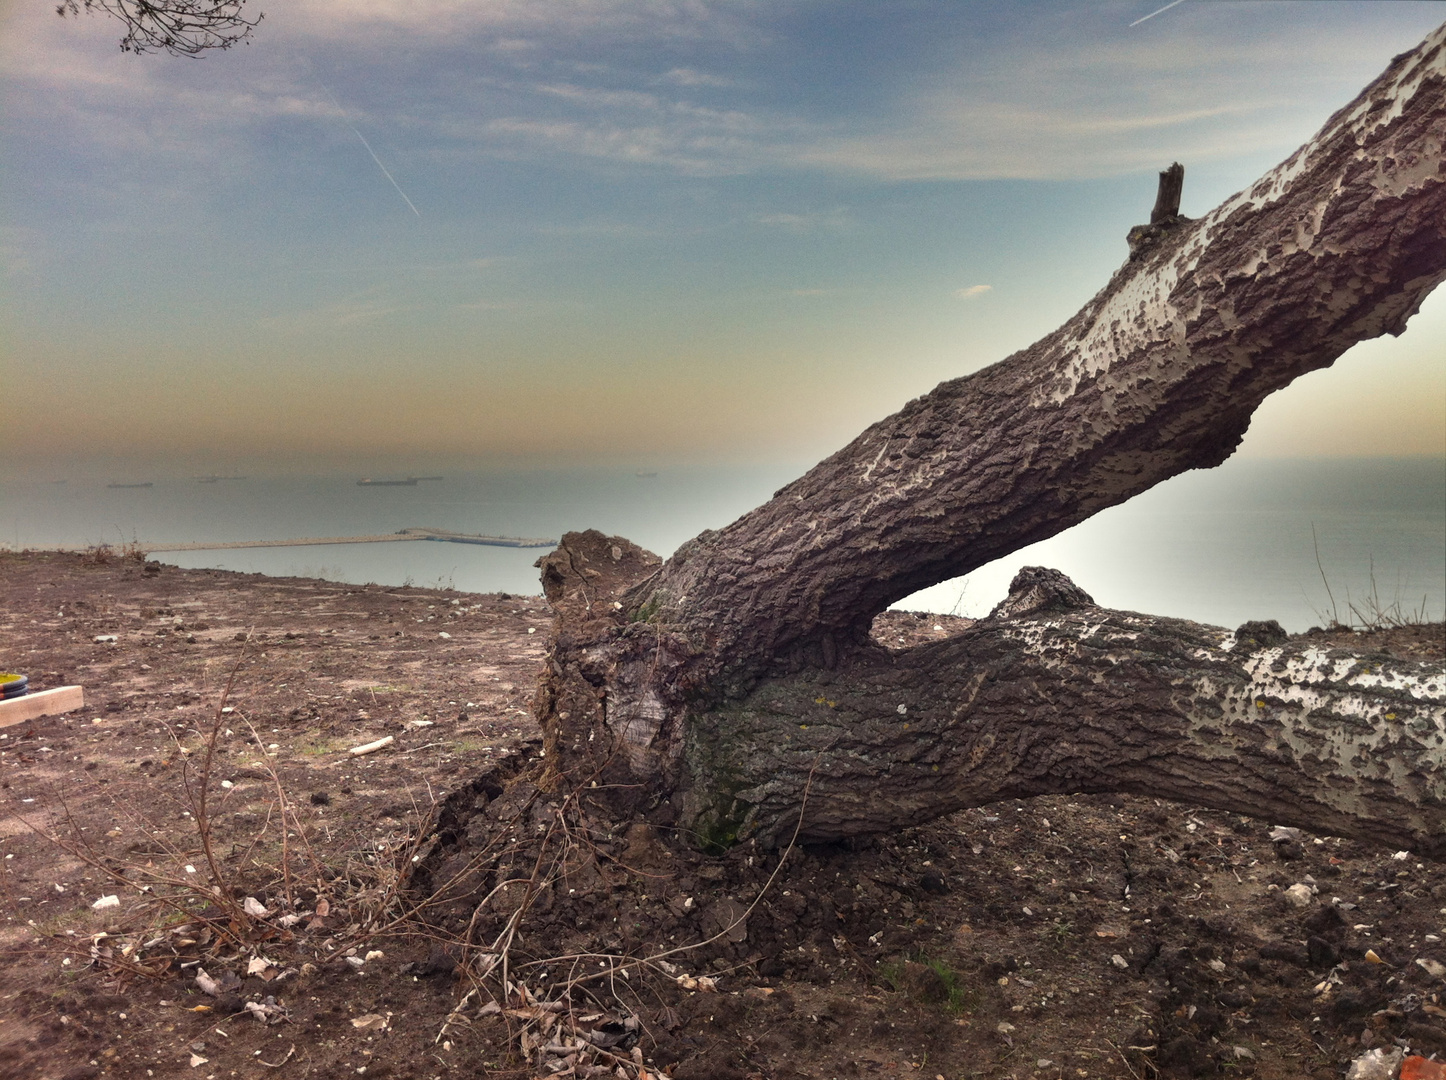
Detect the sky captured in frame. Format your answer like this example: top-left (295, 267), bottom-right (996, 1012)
top-left (1, 0), bottom-right (1444, 479)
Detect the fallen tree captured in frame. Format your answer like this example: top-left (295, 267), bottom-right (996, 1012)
top-left (531, 24), bottom-right (1446, 858)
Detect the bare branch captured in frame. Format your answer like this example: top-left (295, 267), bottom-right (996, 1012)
top-left (57, 0), bottom-right (261, 56)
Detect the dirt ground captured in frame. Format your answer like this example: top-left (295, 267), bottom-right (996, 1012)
top-left (2, 548), bottom-right (1445, 1080)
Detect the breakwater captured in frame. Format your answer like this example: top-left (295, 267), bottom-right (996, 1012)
top-left (71, 528), bottom-right (559, 554)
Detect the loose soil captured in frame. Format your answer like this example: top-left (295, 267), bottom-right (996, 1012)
top-left (2, 549), bottom-right (1444, 1080)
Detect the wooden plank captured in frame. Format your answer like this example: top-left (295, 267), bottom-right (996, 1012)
top-left (0, 686), bottom-right (85, 728)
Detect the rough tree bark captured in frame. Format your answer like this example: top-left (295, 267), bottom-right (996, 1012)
top-left (531, 25), bottom-right (1446, 857)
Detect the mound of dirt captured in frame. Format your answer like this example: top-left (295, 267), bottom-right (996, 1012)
top-left (1, 550), bottom-right (1443, 1080)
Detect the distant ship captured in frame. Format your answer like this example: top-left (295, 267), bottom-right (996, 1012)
top-left (107, 482), bottom-right (153, 489)
top-left (195, 475), bottom-right (248, 483)
top-left (357, 478), bottom-right (418, 486)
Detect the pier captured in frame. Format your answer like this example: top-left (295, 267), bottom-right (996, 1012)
top-left (73, 528), bottom-right (559, 554)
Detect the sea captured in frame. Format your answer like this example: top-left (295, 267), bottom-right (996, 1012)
top-left (2, 457), bottom-right (1442, 634)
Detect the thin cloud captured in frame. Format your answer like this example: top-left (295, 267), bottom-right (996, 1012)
top-left (453, 298), bottom-right (522, 313)
top-left (10, 0), bottom-right (1421, 188)
top-left (956, 285), bottom-right (993, 300)
top-left (284, 0), bottom-right (767, 49)
top-left (755, 209), bottom-right (849, 233)
top-left (656, 67), bottom-right (736, 89)
top-left (259, 296), bottom-right (404, 333)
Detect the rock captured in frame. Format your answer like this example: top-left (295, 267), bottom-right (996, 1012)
top-left (1283, 883), bottom-right (1314, 907)
top-left (1346, 1047), bottom-right (1404, 1080)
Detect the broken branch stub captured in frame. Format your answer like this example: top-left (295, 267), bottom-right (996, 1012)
top-left (1151, 161), bottom-right (1186, 224)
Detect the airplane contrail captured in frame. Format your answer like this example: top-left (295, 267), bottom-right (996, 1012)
top-left (319, 82), bottom-right (421, 217)
top-left (1130, 0), bottom-right (1189, 27)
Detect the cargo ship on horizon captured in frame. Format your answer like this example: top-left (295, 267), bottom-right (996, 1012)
top-left (356, 476), bottom-right (444, 486)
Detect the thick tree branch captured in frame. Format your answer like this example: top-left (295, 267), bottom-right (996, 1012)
top-left (531, 27), bottom-right (1446, 856)
top-left (680, 570), bottom-right (1446, 855)
top-left (627, 25), bottom-right (1446, 682)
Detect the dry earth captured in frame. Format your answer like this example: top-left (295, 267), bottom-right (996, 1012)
top-left (2, 549), bottom-right (1444, 1080)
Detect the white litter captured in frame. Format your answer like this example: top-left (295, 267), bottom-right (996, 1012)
top-left (1345, 1047), bottom-right (1403, 1080)
top-left (91, 895), bottom-right (120, 910)
top-left (349, 735), bottom-right (394, 756)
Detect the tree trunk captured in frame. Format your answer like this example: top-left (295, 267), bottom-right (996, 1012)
top-left (531, 25), bottom-right (1446, 854)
